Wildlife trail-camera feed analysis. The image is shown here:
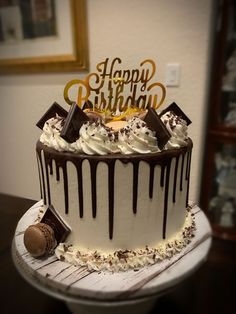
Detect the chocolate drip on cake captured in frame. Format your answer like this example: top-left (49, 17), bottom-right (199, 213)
top-left (37, 151), bottom-right (47, 205)
top-left (160, 165), bottom-right (165, 188)
top-left (36, 139), bottom-right (192, 240)
top-left (76, 162), bottom-right (84, 218)
top-left (36, 155), bottom-right (43, 200)
top-left (54, 161), bottom-right (69, 214)
top-left (185, 151), bottom-right (190, 180)
top-left (185, 150), bottom-right (192, 207)
top-left (108, 160), bottom-right (115, 239)
top-left (180, 153), bottom-right (185, 191)
top-left (39, 152), bottom-right (70, 215)
top-left (89, 160), bottom-right (98, 218)
top-left (133, 161), bottom-right (140, 214)
top-left (162, 161), bottom-right (171, 239)
top-left (44, 155), bottom-right (53, 207)
top-left (48, 159), bottom-right (53, 175)
top-left (173, 156), bottom-right (180, 203)
top-left (55, 163), bottom-right (60, 181)
top-left (45, 162), bottom-right (51, 206)
top-left (149, 162), bottom-right (155, 199)
top-left (62, 166), bottom-right (69, 214)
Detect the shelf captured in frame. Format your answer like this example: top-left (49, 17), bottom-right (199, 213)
top-left (221, 87), bottom-right (236, 92)
top-left (212, 223), bottom-right (236, 242)
top-left (209, 129), bottom-right (236, 139)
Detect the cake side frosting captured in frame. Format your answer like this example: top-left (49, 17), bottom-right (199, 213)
top-left (55, 209), bottom-right (195, 272)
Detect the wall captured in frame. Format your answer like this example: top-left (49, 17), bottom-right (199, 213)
top-left (0, 0), bottom-right (214, 202)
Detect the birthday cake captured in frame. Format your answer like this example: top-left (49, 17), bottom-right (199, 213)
top-left (24, 58), bottom-right (196, 271)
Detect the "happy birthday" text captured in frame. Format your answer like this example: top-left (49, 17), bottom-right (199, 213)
top-left (64, 58), bottom-right (166, 111)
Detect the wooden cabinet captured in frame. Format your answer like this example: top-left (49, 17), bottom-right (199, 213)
top-left (200, 0), bottom-right (236, 241)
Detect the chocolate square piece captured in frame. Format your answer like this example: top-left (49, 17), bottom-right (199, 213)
top-left (36, 102), bottom-right (68, 130)
top-left (60, 103), bottom-right (89, 143)
top-left (159, 102), bottom-right (192, 125)
top-left (82, 100), bottom-right (94, 110)
top-left (41, 205), bottom-right (70, 243)
top-left (144, 108), bottom-right (171, 149)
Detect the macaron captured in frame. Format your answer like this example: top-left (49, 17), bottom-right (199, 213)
top-left (24, 223), bottom-right (56, 258)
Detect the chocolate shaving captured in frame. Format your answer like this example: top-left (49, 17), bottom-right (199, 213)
top-left (144, 108), bottom-right (171, 149)
top-left (159, 102), bottom-right (192, 125)
top-left (117, 250), bottom-right (128, 260)
top-left (41, 205), bottom-right (71, 244)
top-left (36, 102), bottom-right (68, 130)
top-left (59, 255), bottom-right (65, 261)
top-left (60, 103), bottom-right (89, 143)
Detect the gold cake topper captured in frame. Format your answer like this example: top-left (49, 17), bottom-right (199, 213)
top-left (64, 58), bottom-right (166, 112)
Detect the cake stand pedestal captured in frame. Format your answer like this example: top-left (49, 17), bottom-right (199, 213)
top-left (12, 201), bottom-right (211, 314)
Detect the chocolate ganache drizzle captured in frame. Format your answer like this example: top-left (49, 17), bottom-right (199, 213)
top-left (36, 139), bottom-right (192, 240)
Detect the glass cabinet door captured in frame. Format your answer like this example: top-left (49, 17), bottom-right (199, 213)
top-left (202, 135), bottom-right (236, 241)
top-left (217, 1), bottom-right (236, 128)
top-left (200, 1), bottom-right (236, 241)
top-left (208, 143), bottom-right (236, 228)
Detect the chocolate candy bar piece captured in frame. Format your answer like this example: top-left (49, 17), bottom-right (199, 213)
top-left (36, 102), bottom-right (68, 130)
top-left (159, 102), bottom-right (192, 125)
top-left (82, 100), bottom-right (94, 110)
top-left (41, 205), bottom-right (71, 243)
top-left (144, 108), bottom-right (171, 150)
top-left (60, 103), bottom-right (89, 143)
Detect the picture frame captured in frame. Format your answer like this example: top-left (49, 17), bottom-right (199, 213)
top-left (0, 0), bottom-right (88, 74)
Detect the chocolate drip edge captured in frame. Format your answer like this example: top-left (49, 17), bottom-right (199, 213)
top-left (36, 139), bottom-right (192, 240)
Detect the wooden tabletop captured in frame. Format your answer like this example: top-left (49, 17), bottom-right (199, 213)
top-left (1, 193), bottom-right (236, 314)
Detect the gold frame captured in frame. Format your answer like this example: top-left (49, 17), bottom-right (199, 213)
top-left (0, 0), bottom-right (88, 74)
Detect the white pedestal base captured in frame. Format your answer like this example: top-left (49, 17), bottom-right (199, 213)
top-left (66, 296), bottom-right (158, 314)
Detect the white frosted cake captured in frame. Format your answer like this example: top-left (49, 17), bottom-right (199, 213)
top-left (24, 58), bottom-right (196, 271)
top-left (34, 106), bottom-right (194, 271)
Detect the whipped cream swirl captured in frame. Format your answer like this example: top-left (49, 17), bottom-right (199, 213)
top-left (39, 115), bottom-right (75, 152)
top-left (75, 122), bottom-right (119, 155)
top-left (39, 111), bottom-right (189, 155)
top-left (161, 111), bottom-right (188, 148)
top-left (117, 117), bottom-right (159, 154)
top-left (40, 118), bottom-right (119, 155)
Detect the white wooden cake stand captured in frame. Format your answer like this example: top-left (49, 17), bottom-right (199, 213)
top-left (12, 201), bottom-right (211, 314)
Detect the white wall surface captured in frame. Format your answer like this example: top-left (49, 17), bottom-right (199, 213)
top-left (0, 0), bottom-right (214, 202)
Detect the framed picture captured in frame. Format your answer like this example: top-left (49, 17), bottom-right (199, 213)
top-left (0, 0), bottom-right (88, 73)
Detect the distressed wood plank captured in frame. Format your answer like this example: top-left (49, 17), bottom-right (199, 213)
top-left (38, 260), bottom-right (74, 279)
